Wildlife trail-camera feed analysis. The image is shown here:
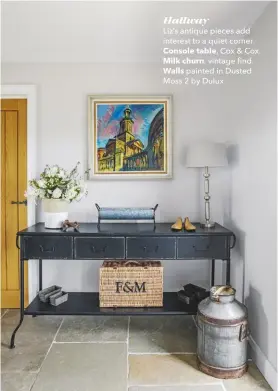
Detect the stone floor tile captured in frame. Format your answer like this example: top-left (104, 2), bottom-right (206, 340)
top-left (1, 372), bottom-right (37, 391)
top-left (31, 342), bottom-right (127, 391)
top-left (1, 310), bottom-right (62, 372)
top-left (129, 316), bottom-right (197, 353)
top-left (129, 354), bottom-right (222, 386)
top-left (129, 386), bottom-right (224, 391)
top-left (55, 315), bottom-right (128, 342)
top-left (223, 363), bottom-right (272, 390)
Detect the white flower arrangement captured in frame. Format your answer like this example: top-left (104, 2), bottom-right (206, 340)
top-left (25, 162), bottom-right (89, 202)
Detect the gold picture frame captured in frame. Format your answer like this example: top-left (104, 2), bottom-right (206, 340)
top-left (88, 95), bottom-right (172, 179)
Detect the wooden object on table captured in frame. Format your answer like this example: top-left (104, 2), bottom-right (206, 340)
top-left (62, 220), bottom-right (79, 231)
top-left (184, 217), bottom-right (196, 232)
top-left (171, 217), bottom-right (183, 231)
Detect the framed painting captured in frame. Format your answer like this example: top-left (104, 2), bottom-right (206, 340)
top-left (88, 95), bottom-right (172, 179)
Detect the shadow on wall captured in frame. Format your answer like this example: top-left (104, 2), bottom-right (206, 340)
top-left (223, 144), bottom-right (246, 302)
top-left (245, 285), bottom-right (269, 370)
top-left (228, 225), bottom-right (246, 302)
top-left (223, 144), bottom-right (270, 374)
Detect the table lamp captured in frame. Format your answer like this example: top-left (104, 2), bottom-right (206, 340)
top-left (186, 142), bottom-right (227, 228)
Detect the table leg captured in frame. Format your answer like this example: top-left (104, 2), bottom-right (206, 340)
top-left (10, 251), bottom-right (25, 348)
top-left (39, 258), bottom-right (42, 291)
top-left (210, 259), bottom-right (215, 287)
top-left (32, 259), bottom-right (43, 318)
top-left (226, 259), bottom-right (231, 285)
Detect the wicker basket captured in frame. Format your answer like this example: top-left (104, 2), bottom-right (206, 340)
top-left (99, 261), bottom-right (163, 308)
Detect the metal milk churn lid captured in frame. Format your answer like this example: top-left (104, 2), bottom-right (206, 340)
top-left (197, 285), bottom-right (249, 379)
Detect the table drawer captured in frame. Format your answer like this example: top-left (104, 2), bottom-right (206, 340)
top-left (177, 236), bottom-right (228, 259)
top-left (74, 237), bottom-right (125, 259)
top-left (23, 236), bottom-right (73, 259)
top-left (126, 237), bottom-right (176, 259)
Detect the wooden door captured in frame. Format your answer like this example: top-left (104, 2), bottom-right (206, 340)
top-left (1, 99), bottom-right (28, 308)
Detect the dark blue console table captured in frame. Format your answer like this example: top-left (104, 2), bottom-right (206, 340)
top-left (10, 222), bottom-right (235, 348)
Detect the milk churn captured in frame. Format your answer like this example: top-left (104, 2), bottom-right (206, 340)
top-left (197, 285), bottom-right (248, 379)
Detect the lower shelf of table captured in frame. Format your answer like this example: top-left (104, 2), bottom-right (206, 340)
top-left (24, 292), bottom-right (197, 316)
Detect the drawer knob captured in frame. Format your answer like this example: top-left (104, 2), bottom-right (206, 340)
top-left (193, 244), bottom-right (210, 251)
top-left (142, 245), bottom-right (159, 253)
top-left (39, 245), bottom-right (55, 253)
top-left (91, 245), bottom-right (107, 254)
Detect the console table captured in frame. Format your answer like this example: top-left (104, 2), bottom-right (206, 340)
top-left (10, 222), bottom-right (235, 348)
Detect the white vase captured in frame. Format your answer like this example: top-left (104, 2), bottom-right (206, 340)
top-left (42, 199), bottom-right (69, 229)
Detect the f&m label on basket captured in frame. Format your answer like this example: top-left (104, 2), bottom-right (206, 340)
top-left (99, 260), bottom-right (163, 307)
top-left (116, 281), bottom-right (146, 293)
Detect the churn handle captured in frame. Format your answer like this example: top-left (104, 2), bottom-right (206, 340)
top-left (239, 321), bottom-right (249, 342)
top-left (212, 285), bottom-right (234, 300)
top-left (212, 286), bottom-right (228, 299)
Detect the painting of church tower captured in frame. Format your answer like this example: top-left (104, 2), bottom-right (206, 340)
top-left (90, 97), bottom-right (171, 177)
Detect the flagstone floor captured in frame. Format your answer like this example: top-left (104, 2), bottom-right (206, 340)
top-left (1, 309), bottom-right (272, 391)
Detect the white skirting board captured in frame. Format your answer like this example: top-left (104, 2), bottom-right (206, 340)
top-left (249, 334), bottom-right (277, 391)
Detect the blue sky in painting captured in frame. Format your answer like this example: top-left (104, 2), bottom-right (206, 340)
top-left (96, 103), bottom-right (164, 148)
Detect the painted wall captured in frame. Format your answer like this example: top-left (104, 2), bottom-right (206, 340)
top-left (223, 3), bottom-right (277, 388)
top-left (2, 62), bottom-right (234, 292)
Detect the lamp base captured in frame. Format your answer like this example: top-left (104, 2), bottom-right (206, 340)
top-left (200, 221), bottom-right (215, 229)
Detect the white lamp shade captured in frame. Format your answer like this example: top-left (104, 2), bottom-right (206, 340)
top-left (186, 142), bottom-right (228, 168)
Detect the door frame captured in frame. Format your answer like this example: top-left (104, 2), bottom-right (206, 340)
top-left (1, 85), bottom-right (37, 303)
